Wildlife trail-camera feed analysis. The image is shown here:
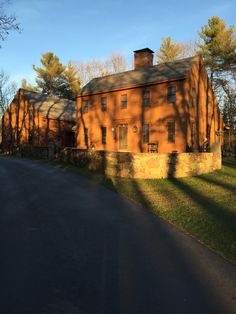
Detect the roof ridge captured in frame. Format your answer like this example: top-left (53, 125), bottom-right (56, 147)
top-left (85, 55), bottom-right (198, 83)
top-left (21, 88), bottom-right (75, 103)
top-left (155, 55), bottom-right (198, 65)
top-left (21, 88), bottom-right (40, 94)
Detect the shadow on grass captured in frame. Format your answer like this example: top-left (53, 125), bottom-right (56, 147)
top-left (170, 177), bottom-right (236, 227)
top-left (45, 153), bottom-right (236, 265)
top-left (196, 174), bottom-right (236, 193)
top-left (42, 156), bottom-right (236, 243)
top-left (222, 158), bottom-right (236, 169)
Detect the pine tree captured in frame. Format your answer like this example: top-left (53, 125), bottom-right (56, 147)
top-left (33, 52), bottom-right (65, 95)
top-left (21, 79), bottom-right (40, 92)
top-left (198, 16), bottom-right (236, 78)
top-left (198, 16), bottom-right (236, 137)
top-left (156, 37), bottom-right (185, 64)
top-left (59, 62), bottom-right (81, 100)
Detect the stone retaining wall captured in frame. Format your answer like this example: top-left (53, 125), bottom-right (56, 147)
top-left (59, 145), bottom-right (222, 179)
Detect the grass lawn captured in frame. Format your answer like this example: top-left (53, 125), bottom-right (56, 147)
top-left (52, 158), bottom-right (236, 265)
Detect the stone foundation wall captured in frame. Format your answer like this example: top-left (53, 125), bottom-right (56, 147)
top-left (59, 145), bottom-right (222, 179)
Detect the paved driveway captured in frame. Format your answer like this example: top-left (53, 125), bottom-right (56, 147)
top-left (0, 156), bottom-right (236, 314)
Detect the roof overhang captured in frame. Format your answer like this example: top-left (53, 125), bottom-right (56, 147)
top-left (77, 76), bottom-right (186, 98)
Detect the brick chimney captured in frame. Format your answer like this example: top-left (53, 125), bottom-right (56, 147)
top-left (134, 48), bottom-right (154, 70)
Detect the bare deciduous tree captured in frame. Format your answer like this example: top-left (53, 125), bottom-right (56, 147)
top-left (109, 53), bottom-right (127, 73)
top-left (0, 0), bottom-right (20, 46)
top-left (0, 70), bottom-right (16, 146)
top-left (180, 39), bottom-right (198, 58)
top-left (0, 69), bottom-right (17, 116)
top-left (76, 52), bottom-right (128, 87)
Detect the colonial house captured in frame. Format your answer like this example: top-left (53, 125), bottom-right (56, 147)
top-left (76, 48), bottom-right (223, 153)
top-left (1, 88), bottom-right (76, 151)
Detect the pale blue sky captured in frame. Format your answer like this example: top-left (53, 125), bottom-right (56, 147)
top-left (1, 0), bottom-right (235, 86)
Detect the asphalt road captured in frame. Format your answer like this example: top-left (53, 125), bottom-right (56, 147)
top-left (0, 156), bottom-right (236, 314)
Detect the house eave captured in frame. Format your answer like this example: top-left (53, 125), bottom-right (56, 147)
top-left (77, 76), bottom-right (186, 98)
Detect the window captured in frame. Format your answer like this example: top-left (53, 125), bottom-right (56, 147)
top-left (207, 124), bottom-right (210, 139)
top-left (101, 97), bottom-right (107, 111)
top-left (167, 86), bottom-right (176, 102)
top-left (121, 94), bottom-right (127, 109)
top-left (192, 87), bottom-right (196, 107)
top-left (84, 128), bottom-right (88, 146)
top-left (142, 124), bottom-right (150, 143)
top-left (142, 90), bottom-right (150, 106)
top-left (83, 100), bottom-right (89, 113)
top-left (167, 121), bottom-right (175, 143)
top-left (101, 127), bottom-right (107, 144)
top-left (191, 122), bottom-right (196, 146)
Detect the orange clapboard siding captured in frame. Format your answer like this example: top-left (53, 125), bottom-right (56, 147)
top-left (2, 89), bottom-right (76, 150)
top-left (76, 50), bottom-right (223, 153)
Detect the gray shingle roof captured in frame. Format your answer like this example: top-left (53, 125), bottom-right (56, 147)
top-left (21, 89), bottom-right (76, 121)
top-left (80, 56), bottom-right (198, 96)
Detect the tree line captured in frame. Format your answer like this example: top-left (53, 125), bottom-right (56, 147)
top-left (21, 52), bottom-right (127, 100)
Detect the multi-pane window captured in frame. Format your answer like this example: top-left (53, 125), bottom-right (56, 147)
top-left (191, 122), bottom-right (196, 146)
top-left (83, 100), bottom-right (89, 113)
top-left (207, 125), bottom-right (210, 140)
top-left (121, 94), bottom-right (127, 109)
top-left (101, 127), bottom-right (107, 144)
top-left (142, 124), bottom-right (150, 143)
top-left (167, 86), bottom-right (176, 102)
top-left (142, 90), bottom-right (150, 106)
top-left (84, 128), bottom-right (88, 146)
top-left (101, 97), bottom-right (107, 111)
top-left (167, 121), bottom-right (175, 143)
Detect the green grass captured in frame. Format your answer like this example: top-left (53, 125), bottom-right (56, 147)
top-left (49, 158), bottom-right (236, 265)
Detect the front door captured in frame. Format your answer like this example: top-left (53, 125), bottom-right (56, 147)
top-left (119, 125), bottom-right (128, 149)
